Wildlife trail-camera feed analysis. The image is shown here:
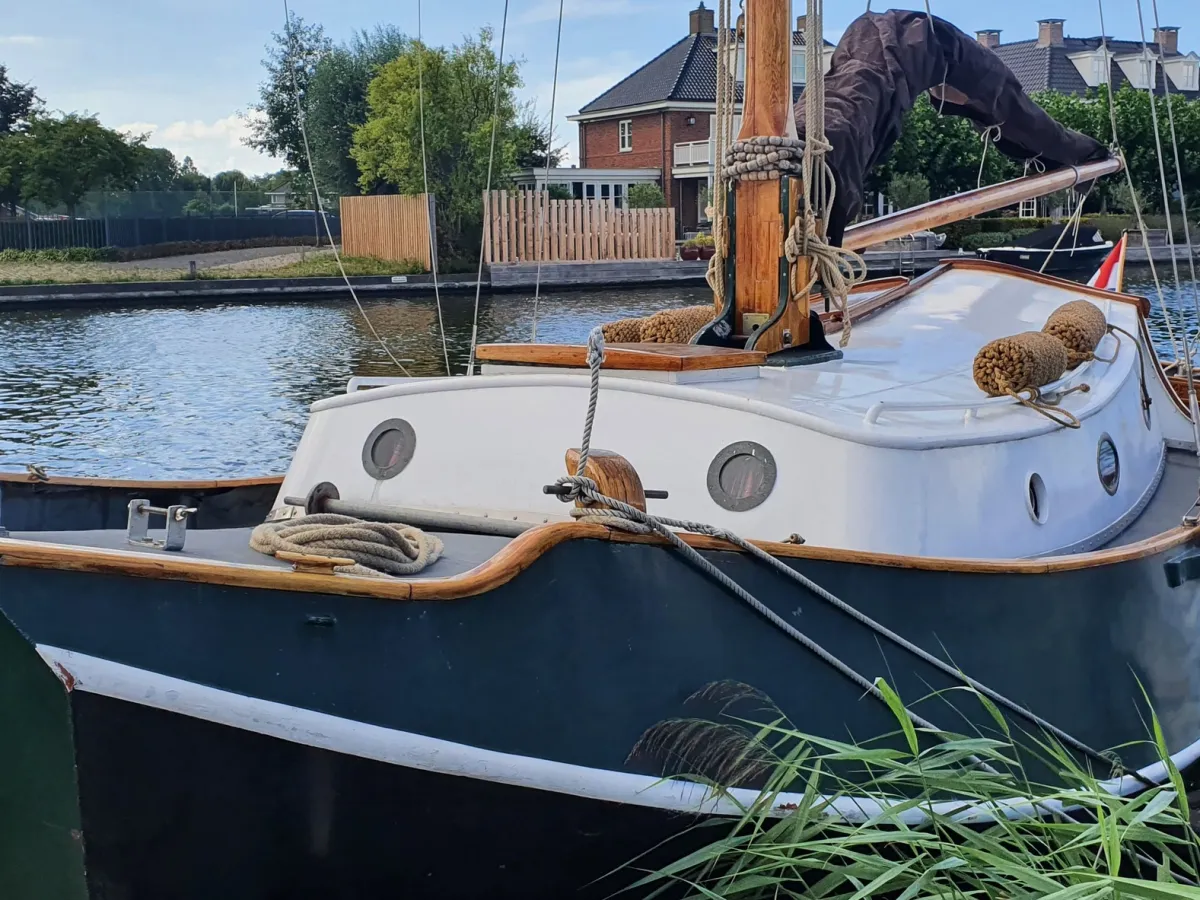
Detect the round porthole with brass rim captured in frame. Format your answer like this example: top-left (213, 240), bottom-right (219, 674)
top-left (1098, 434), bottom-right (1119, 496)
top-left (707, 442), bottom-right (777, 512)
top-left (362, 419), bottom-right (417, 481)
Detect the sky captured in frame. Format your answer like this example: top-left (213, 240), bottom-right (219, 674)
top-left (2, 0), bottom-right (1198, 177)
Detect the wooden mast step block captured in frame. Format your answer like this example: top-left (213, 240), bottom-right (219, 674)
top-left (565, 449), bottom-right (648, 513)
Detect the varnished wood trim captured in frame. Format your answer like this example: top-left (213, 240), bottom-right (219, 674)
top-left (2, 514), bottom-right (1197, 603)
top-left (474, 343), bottom-right (767, 372)
top-left (823, 266), bottom-right (950, 334)
top-left (0, 472), bottom-right (284, 490)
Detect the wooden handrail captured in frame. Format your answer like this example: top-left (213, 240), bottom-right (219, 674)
top-left (842, 157), bottom-right (1124, 251)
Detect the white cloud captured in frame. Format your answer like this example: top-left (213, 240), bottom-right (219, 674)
top-left (519, 0), bottom-right (647, 25)
top-left (116, 114), bottom-right (282, 176)
top-left (523, 55), bottom-right (638, 165)
top-left (0, 35), bottom-right (42, 45)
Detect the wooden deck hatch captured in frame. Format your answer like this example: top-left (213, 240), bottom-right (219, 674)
top-left (473, 343), bottom-right (767, 372)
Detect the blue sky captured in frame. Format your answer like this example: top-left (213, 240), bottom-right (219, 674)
top-left (2, 0), bottom-right (1197, 176)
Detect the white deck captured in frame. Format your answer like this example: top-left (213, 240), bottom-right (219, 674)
top-left (277, 265), bottom-right (1184, 560)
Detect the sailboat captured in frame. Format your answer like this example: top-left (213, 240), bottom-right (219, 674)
top-left (2, 3), bottom-right (1200, 898)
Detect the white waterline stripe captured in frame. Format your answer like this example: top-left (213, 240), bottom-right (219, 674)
top-left (38, 646), bottom-right (1200, 825)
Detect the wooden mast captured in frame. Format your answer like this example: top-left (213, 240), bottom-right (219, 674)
top-left (733, 0), bottom-right (806, 353)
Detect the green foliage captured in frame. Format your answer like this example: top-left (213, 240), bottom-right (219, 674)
top-left (0, 247), bottom-right (117, 263)
top-left (305, 25), bottom-right (410, 197)
top-left (18, 114), bottom-right (143, 215)
top-left (627, 183), bottom-right (667, 209)
top-left (350, 28), bottom-right (524, 252)
top-left (887, 172), bottom-right (930, 210)
top-left (0, 65), bottom-right (41, 135)
top-left (684, 232), bottom-right (715, 249)
top-left (546, 184), bottom-right (572, 201)
top-left (960, 231), bottom-right (1022, 252)
top-left (209, 254), bottom-right (426, 279)
top-left (641, 682), bottom-right (1200, 900)
top-left (244, 14), bottom-right (332, 173)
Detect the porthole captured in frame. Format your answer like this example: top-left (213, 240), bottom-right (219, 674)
top-left (1098, 434), bottom-right (1120, 496)
top-left (362, 419), bottom-right (416, 480)
top-left (1027, 473), bottom-right (1048, 525)
top-left (707, 442), bottom-right (777, 512)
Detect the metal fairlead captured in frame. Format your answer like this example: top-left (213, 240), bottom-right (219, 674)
top-left (127, 500), bottom-right (196, 552)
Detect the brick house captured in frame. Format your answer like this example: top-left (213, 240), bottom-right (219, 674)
top-left (566, 3), bottom-right (833, 235)
top-left (982, 19), bottom-right (1198, 99)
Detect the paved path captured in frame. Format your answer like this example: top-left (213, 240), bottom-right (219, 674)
top-left (109, 246), bottom-right (332, 271)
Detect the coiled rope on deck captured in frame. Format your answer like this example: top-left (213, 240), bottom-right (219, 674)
top-left (251, 514), bottom-right (444, 578)
top-left (602, 306), bottom-right (714, 345)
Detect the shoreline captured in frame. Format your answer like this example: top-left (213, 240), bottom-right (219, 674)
top-left (0, 248), bottom-right (1189, 307)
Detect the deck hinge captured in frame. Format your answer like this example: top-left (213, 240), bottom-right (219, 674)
top-left (127, 500), bottom-right (196, 552)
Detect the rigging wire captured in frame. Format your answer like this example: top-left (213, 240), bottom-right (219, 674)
top-left (529, 0), bottom-right (566, 344)
top-left (281, 0), bottom-right (413, 377)
top-left (466, 0), bottom-right (512, 376)
top-left (1149, 0), bottom-right (1200, 434)
top-left (417, 0), bottom-right (453, 377)
top-left (1095, 0), bottom-right (1183, 363)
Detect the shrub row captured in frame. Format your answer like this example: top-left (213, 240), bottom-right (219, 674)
top-left (0, 236), bottom-right (329, 265)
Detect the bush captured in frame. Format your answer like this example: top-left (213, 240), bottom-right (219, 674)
top-left (627, 183), bottom-right (667, 209)
top-left (0, 247), bottom-right (119, 263)
top-left (887, 173), bottom-right (930, 210)
top-left (113, 235), bottom-right (326, 262)
top-left (960, 232), bottom-right (1017, 252)
top-left (685, 233), bottom-right (715, 249)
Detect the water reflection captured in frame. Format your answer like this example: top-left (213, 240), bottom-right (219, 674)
top-left (0, 273), bottom-right (1193, 479)
top-left (0, 288), bottom-right (705, 478)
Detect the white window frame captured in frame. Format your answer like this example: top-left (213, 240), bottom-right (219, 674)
top-left (792, 49), bottom-right (806, 85)
top-left (1139, 55), bottom-right (1155, 89)
top-left (1185, 61), bottom-right (1199, 91)
top-left (618, 120), bottom-right (633, 153)
top-left (1092, 53), bottom-right (1109, 86)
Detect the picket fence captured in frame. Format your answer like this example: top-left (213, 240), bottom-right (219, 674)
top-left (483, 191), bottom-right (676, 264)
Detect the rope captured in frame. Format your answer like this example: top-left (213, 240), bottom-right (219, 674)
top-left (785, 211), bottom-right (867, 347)
top-left (416, 0), bottom-right (452, 376)
top-left (1037, 184), bottom-right (1092, 276)
top-left (723, 136), bottom-right (806, 181)
top-left (466, 0), bottom-right (511, 376)
top-left (977, 124), bottom-right (1002, 190)
top-left (281, 0), bottom-right (413, 377)
top-left (250, 513), bottom-right (444, 578)
top-left (1096, 0), bottom-right (1182, 365)
top-left (529, 0), bottom-right (565, 343)
top-left (557, 325), bottom-right (1156, 788)
top-left (706, 0), bottom-right (739, 303)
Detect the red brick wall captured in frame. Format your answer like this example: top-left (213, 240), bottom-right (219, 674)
top-left (579, 108), bottom-right (712, 215)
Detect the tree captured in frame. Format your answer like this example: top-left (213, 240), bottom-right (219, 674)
top-left (0, 132), bottom-right (28, 213)
top-left (887, 173), bottom-right (930, 210)
top-left (174, 155), bottom-right (211, 192)
top-left (512, 108), bottom-right (564, 170)
top-left (19, 114), bottom-right (142, 216)
top-left (351, 29), bottom-right (525, 251)
top-left (0, 65), bottom-right (41, 135)
top-left (627, 183), bottom-right (667, 208)
top-left (130, 145), bottom-right (181, 191)
top-left (305, 26), bottom-right (409, 197)
top-left (244, 14), bottom-right (332, 173)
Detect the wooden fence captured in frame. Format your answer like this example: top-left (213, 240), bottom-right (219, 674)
top-left (484, 191), bottom-right (676, 264)
top-left (339, 194), bottom-right (432, 268)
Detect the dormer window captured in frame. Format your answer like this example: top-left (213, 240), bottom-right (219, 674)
top-left (1139, 55), bottom-right (1155, 89)
top-left (1181, 59), bottom-right (1199, 90)
top-left (1092, 52), bottom-right (1110, 86)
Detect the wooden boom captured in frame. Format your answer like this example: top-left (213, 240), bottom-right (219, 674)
top-left (842, 157), bottom-right (1124, 252)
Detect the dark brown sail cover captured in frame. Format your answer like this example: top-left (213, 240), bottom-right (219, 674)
top-left (796, 10), bottom-right (1110, 244)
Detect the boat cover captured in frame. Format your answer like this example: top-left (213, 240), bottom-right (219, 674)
top-left (1004, 222), bottom-right (1108, 250)
top-left (796, 10), bottom-right (1110, 244)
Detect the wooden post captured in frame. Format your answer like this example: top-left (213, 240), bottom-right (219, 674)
top-left (733, 0), bottom-right (806, 352)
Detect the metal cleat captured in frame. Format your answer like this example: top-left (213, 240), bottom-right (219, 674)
top-left (127, 500), bottom-right (196, 552)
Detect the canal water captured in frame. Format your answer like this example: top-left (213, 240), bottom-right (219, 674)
top-left (0, 272), bottom-right (1194, 478)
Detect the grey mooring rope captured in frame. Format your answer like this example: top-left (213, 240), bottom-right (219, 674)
top-left (559, 326), bottom-right (1156, 789)
top-left (251, 513), bottom-right (444, 578)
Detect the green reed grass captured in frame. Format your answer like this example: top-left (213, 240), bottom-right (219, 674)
top-left (630, 680), bottom-right (1200, 900)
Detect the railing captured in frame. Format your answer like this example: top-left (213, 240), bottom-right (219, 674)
top-left (673, 140), bottom-right (712, 167)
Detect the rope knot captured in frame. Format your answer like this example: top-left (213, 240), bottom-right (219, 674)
top-left (554, 474), bottom-right (598, 504)
top-left (585, 325), bottom-right (606, 368)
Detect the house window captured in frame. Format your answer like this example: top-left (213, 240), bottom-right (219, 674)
top-left (585, 184), bottom-right (596, 199)
top-left (1092, 53), bottom-right (1109, 86)
top-left (601, 184), bottom-right (611, 200)
top-left (792, 49), bottom-right (806, 85)
top-left (614, 184), bottom-right (625, 209)
top-left (619, 120), bottom-right (633, 152)
top-left (1139, 56), bottom-right (1155, 88)
top-left (1184, 61), bottom-right (1199, 91)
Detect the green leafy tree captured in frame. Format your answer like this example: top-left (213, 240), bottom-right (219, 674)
top-left (351, 29), bottom-right (524, 251)
top-left (627, 183), bottom-right (667, 208)
top-left (174, 155), bottom-right (211, 192)
top-left (0, 66), bottom-right (41, 135)
top-left (244, 14), bottom-right (332, 173)
top-left (0, 132), bottom-right (29, 213)
top-left (305, 25), bottom-right (410, 197)
top-left (512, 108), bottom-right (564, 170)
top-left (19, 114), bottom-right (142, 216)
top-left (887, 172), bottom-right (930, 210)
top-left (130, 145), bottom-right (181, 191)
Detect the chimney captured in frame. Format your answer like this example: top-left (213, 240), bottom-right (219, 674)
top-left (689, 2), bottom-right (714, 35)
top-left (1037, 18), bottom-right (1065, 48)
top-left (1155, 25), bottom-right (1180, 55)
top-left (976, 30), bottom-right (1002, 50)
top-left (796, 15), bottom-right (806, 33)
